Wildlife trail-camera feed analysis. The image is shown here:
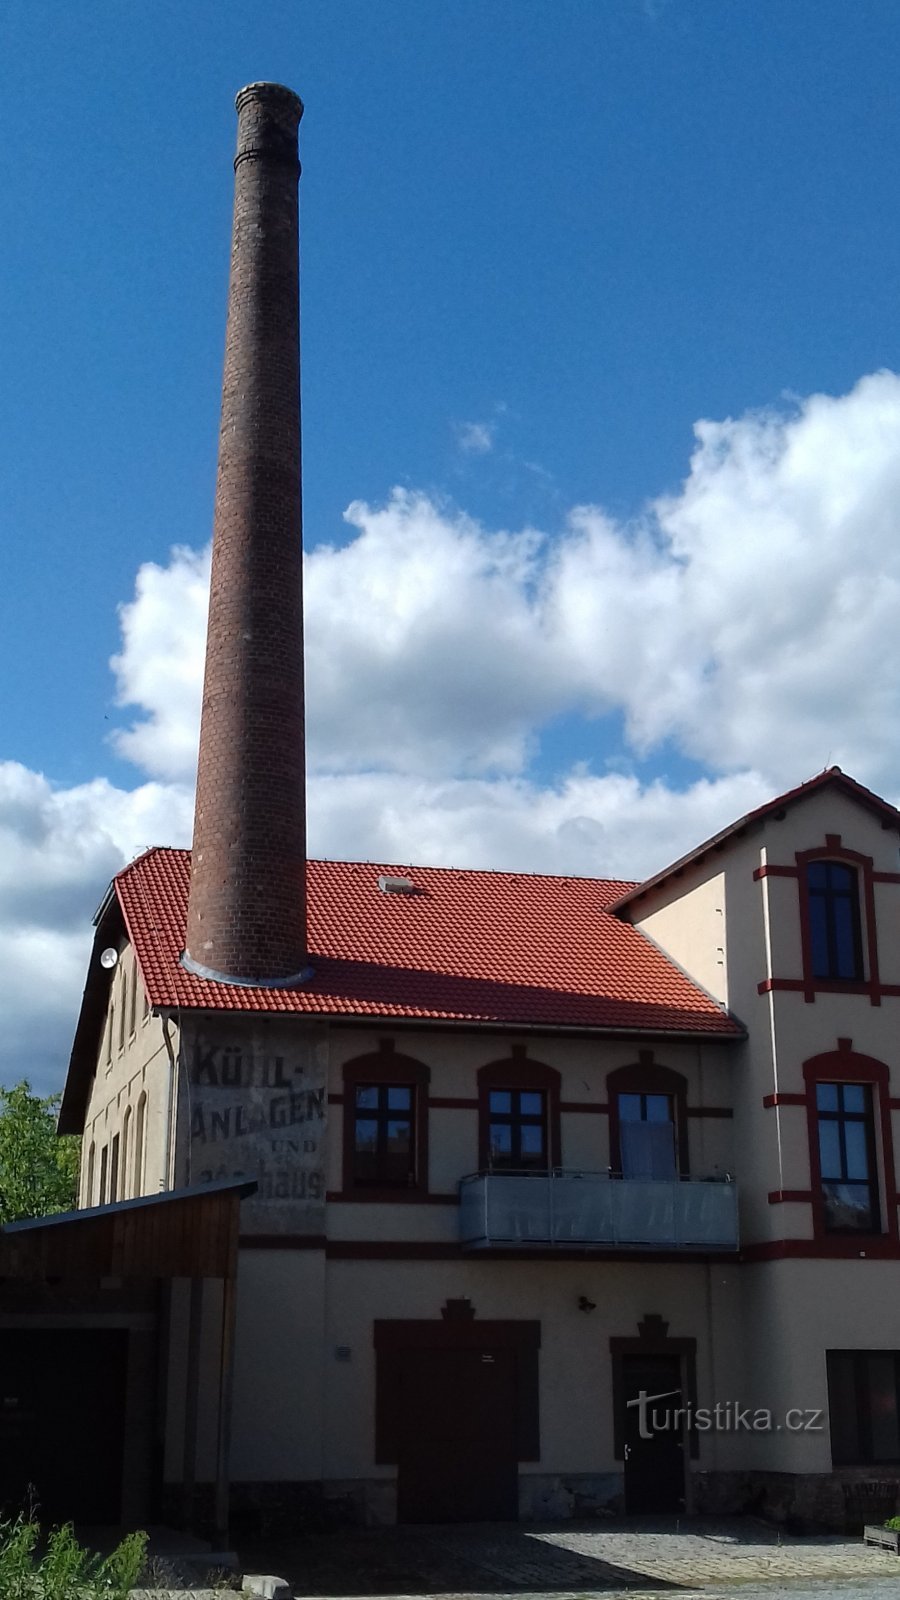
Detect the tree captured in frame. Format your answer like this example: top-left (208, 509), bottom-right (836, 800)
top-left (0, 1082), bottom-right (80, 1225)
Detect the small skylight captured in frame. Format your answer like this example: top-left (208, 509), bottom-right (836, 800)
top-left (378, 874), bottom-right (416, 895)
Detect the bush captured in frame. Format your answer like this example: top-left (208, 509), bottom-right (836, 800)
top-left (883, 1514), bottom-right (900, 1530)
top-left (0, 1518), bottom-right (147, 1598)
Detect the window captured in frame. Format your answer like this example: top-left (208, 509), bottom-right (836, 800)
top-left (134, 1092), bottom-right (147, 1197)
top-left (816, 1081), bottom-right (879, 1232)
top-left (109, 1133), bottom-right (120, 1203)
top-left (807, 861), bottom-right (863, 981)
top-left (608, 1058), bottom-right (689, 1177)
top-left (85, 1142), bottom-right (95, 1208)
top-left (128, 959), bottom-right (137, 1038)
top-left (99, 1144), bottom-right (109, 1205)
top-left (353, 1084), bottom-right (416, 1187)
top-left (122, 1106), bottom-right (132, 1199)
top-left (487, 1089), bottom-right (547, 1170)
top-left (618, 1092), bottom-right (677, 1180)
top-left (477, 1058), bottom-right (561, 1172)
top-left (828, 1351), bottom-right (900, 1464)
top-left (342, 1048), bottom-right (429, 1196)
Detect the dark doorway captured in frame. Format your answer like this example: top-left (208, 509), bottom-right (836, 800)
top-left (620, 1352), bottom-right (686, 1514)
top-left (0, 1329), bottom-right (129, 1523)
top-left (397, 1346), bottom-right (519, 1522)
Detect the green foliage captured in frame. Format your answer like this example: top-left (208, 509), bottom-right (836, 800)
top-left (0, 1518), bottom-right (146, 1599)
top-left (883, 1514), bottom-right (900, 1530)
top-left (0, 1082), bottom-right (80, 1226)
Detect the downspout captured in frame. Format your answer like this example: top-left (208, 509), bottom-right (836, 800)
top-left (160, 1012), bottom-right (181, 1192)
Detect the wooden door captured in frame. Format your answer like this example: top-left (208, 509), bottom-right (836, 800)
top-left (397, 1347), bottom-right (519, 1522)
top-left (620, 1352), bottom-right (686, 1515)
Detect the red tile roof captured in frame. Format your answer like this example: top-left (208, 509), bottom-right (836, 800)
top-left (115, 848), bottom-right (740, 1037)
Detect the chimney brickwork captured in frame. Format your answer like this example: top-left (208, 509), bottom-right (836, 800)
top-left (184, 82), bottom-right (309, 986)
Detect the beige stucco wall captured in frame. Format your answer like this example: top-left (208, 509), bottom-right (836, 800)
top-left (80, 941), bottom-right (178, 1205)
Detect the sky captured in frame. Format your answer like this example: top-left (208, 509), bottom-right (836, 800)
top-left (4, 0), bottom-right (900, 1092)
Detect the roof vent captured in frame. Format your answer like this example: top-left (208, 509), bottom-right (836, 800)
top-left (378, 875), bottom-right (416, 895)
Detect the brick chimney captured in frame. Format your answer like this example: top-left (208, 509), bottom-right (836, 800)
top-left (183, 82), bottom-right (310, 986)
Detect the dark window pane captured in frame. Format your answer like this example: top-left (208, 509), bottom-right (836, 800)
top-left (387, 1086), bottom-right (411, 1110)
top-left (490, 1124), bottom-right (512, 1159)
top-left (356, 1085), bottom-right (378, 1110)
top-left (386, 1119), bottom-right (411, 1151)
top-left (843, 1084), bottom-right (865, 1113)
top-left (354, 1119), bottom-right (378, 1153)
top-left (645, 1094), bottom-right (672, 1123)
top-left (818, 1121), bottom-right (842, 1179)
top-left (810, 907), bottom-right (830, 979)
top-left (489, 1090), bottom-right (512, 1113)
top-left (519, 1091), bottom-right (544, 1117)
top-left (618, 1093), bottom-right (642, 1122)
top-left (817, 1083), bottom-right (839, 1112)
top-left (830, 863), bottom-right (855, 892)
top-left (844, 1120), bottom-right (870, 1181)
top-left (808, 861), bottom-right (828, 890)
top-left (833, 901), bottom-right (858, 979)
top-left (822, 1181), bottom-right (874, 1233)
top-left (519, 1124), bottom-right (545, 1160)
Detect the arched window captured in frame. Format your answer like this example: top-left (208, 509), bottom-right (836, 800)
top-left (121, 1106), bottom-right (132, 1199)
top-left (607, 1058), bottom-right (689, 1178)
top-left (85, 1142), bottom-right (95, 1208)
top-left (134, 1092), bottom-right (147, 1197)
top-left (128, 956), bottom-right (138, 1038)
top-left (806, 861), bottom-right (863, 982)
top-left (477, 1056), bottom-right (561, 1171)
top-left (342, 1045), bottom-right (429, 1195)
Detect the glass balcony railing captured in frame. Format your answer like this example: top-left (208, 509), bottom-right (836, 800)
top-left (459, 1169), bottom-right (739, 1250)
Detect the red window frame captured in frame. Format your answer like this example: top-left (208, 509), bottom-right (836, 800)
top-left (803, 1044), bottom-right (897, 1243)
top-left (607, 1059), bottom-right (689, 1177)
top-left (477, 1056), bottom-right (561, 1172)
top-left (341, 1045), bottom-right (430, 1200)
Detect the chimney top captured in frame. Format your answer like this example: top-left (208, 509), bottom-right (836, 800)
top-left (234, 81), bottom-right (304, 117)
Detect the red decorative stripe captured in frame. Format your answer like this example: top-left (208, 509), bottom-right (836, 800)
top-left (325, 1241), bottom-right (738, 1262)
top-left (428, 1096), bottom-right (479, 1110)
top-left (742, 1237), bottom-right (900, 1262)
top-left (762, 1092), bottom-right (806, 1107)
top-left (767, 1190), bottom-right (813, 1205)
top-left (325, 1190), bottom-right (458, 1205)
top-left (873, 872), bottom-right (900, 884)
top-left (560, 1100), bottom-right (609, 1115)
top-left (753, 864), bottom-right (799, 880)
top-left (241, 1234), bottom-right (327, 1250)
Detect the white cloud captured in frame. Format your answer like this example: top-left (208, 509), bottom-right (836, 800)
top-left (10, 368), bottom-right (900, 1091)
top-left (0, 763), bottom-right (193, 1093)
top-left (455, 419), bottom-right (495, 455)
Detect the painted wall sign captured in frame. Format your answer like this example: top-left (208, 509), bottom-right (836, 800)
top-left (185, 1023), bottom-right (328, 1235)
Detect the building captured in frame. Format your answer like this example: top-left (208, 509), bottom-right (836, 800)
top-left (50, 83), bottom-right (900, 1534)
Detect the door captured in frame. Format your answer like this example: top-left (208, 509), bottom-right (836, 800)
top-left (620, 1353), bottom-right (686, 1515)
top-left (0, 1329), bottom-right (129, 1523)
top-left (397, 1347), bottom-right (519, 1522)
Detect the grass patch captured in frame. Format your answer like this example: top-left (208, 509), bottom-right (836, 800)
top-left (0, 1517), bottom-right (147, 1598)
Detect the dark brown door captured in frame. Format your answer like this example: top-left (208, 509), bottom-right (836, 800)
top-left (620, 1353), bottom-right (686, 1515)
top-left (397, 1347), bottom-right (519, 1522)
top-left (0, 1329), bottom-right (129, 1523)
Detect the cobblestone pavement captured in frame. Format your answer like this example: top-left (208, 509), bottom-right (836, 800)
top-left (238, 1517), bottom-right (900, 1597)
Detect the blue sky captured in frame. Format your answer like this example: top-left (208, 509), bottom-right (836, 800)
top-left (6, 0), bottom-right (900, 1087)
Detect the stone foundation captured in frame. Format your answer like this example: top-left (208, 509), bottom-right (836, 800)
top-left (693, 1468), bottom-right (900, 1533)
top-left (164, 1467), bottom-right (900, 1535)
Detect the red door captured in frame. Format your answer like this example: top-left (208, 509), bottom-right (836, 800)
top-left (397, 1347), bottom-right (519, 1522)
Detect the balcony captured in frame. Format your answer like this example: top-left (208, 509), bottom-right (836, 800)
top-left (459, 1170), bottom-right (739, 1251)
